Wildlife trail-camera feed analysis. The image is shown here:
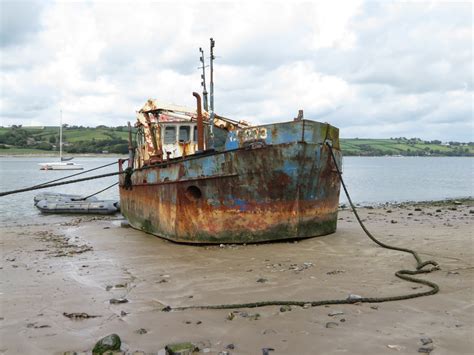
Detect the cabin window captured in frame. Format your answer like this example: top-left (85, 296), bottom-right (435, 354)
top-left (164, 126), bottom-right (176, 144)
top-left (179, 126), bottom-right (190, 142)
top-left (193, 126), bottom-right (198, 142)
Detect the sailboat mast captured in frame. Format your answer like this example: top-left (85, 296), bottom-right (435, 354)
top-left (59, 110), bottom-right (63, 161)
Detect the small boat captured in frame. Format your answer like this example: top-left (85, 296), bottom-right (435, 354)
top-left (35, 199), bottom-right (119, 215)
top-left (39, 161), bottom-right (84, 170)
top-left (38, 110), bottom-right (83, 171)
top-left (117, 40), bottom-right (342, 244)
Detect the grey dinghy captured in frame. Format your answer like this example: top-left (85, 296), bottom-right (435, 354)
top-left (35, 199), bottom-right (120, 215)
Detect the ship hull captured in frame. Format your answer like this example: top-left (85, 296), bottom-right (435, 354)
top-left (119, 120), bottom-right (342, 244)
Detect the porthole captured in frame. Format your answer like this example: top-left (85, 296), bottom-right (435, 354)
top-left (185, 185), bottom-right (202, 200)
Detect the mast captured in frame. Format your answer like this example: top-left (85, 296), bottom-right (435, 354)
top-left (209, 37), bottom-right (215, 148)
top-left (59, 109), bottom-right (63, 161)
top-left (199, 47), bottom-right (209, 112)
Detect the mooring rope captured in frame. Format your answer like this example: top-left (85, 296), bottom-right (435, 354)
top-left (0, 171), bottom-right (122, 197)
top-left (164, 142), bottom-right (440, 311)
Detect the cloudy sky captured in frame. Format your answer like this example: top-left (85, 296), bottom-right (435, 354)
top-left (0, 0), bottom-right (472, 140)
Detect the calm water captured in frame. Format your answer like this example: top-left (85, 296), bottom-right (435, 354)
top-left (0, 156), bottom-right (472, 226)
top-left (0, 157), bottom-right (121, 226)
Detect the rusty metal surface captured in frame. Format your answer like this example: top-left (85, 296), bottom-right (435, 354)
top-left (119, 119), bottom-right (341, 244)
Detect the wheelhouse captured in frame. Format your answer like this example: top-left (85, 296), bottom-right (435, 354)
top-left (131, 97), bottom-right (250, 169)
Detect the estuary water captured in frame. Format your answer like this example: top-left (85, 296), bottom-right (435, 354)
top-left (0, 156), bottom-right (472, 226)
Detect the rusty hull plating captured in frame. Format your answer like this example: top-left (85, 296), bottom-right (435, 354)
top-left (119, 116), bottom-right (342, 244)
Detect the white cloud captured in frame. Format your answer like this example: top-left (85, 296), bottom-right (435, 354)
top-left (0, 0), bottom-right (472, 141)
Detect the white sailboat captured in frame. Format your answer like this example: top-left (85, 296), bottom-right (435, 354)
top-left (38, 110), bottom-right (83, 170)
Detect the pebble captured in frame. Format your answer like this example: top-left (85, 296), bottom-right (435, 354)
top-left (225, 344), bottom-right (235, 350)
top-left (262, 348), bottom-right (275, 355)
top-left (256, 278), bottom-right (268, 283)
top-left (391, 220), bottom-right (398, 224)
top-left (370, 305), bottom-right (379, 310)
top-left (219, 352), bottom-right (229, 355)
top-left (248, 313), bottom-right (260, 320)
top-left (262, 329), bottom-right (277, 335)
top-left (92, 334), bottom-right (121, 354)
top-left (110, 298), bottom-right (128, 304)
top-left (436, 209), bottom-right (442, 212)
top-left (420, 337), bottom-right (433, 345)
top-left (415, 208), bottom-right (422, 211)
top-left (165, 342), bottom-right (197, 355)
top-left (347, 293), bottom-right (363, 302)
top-left (325, 322), bottom-right (339, 328)
top-left (135, 328), bottom-right (147, 334)
top-left (328, 311), bottom-right (344, 316)
top-left (418, 344), bottom-right (434, 353)
top-left (387, 344), bottom-right (403, 351)
top-left (280, 305), bottom-right (292, 312)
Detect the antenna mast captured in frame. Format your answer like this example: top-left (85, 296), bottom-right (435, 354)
top-left (209, 37), bottom-right (215, 148)
top-left (199, 47), bottom-right (209, 112)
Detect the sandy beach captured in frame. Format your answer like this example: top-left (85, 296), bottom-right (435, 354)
top-left (1, 200), bottom-right (472, 354)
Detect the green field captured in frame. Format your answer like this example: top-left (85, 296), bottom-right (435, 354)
top-left (0, 126), bottom-right (131, 154)
top-left (340, 138), bottom-right (473, 156)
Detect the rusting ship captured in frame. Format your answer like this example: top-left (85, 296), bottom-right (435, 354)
top-left (118, 40), bottom-right (342, 244)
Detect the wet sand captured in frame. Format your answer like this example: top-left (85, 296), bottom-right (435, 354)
top-left (1, 200), bottom-right (473, 354)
